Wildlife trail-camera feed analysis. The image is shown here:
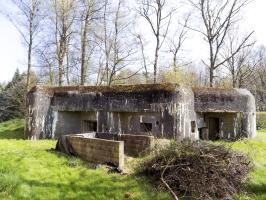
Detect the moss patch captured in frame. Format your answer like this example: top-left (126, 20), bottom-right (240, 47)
top-left (29, 83), bottom-right (180, 94)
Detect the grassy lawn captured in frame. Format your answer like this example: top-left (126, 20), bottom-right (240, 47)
top-left (0, 119), bottom-right (266, 200)
top-left (0, 119), bottom-right (170, 200)
top-left (228, 130), bottom-right (266, 200)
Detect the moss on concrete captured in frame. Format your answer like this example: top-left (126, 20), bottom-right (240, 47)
top-left (29, 83), bottom-right (180, 94)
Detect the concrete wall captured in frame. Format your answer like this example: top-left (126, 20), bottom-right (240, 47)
top-left (176, 87), bottom-right (198, 140)
top-left (119, 134), bottom-right (154, 156)
top-left (51, 89), bottom-right (175, 113)
top-left (55, 112), bottom-right (82, 137)
top-left (197, 112), bottom-right (239, 140)
top-left (118, 112), bottom-right (161, 136)
top-left (48, 86), bottom-right (197, 140)
top-left (194, 88), bottom-right (256, 138)
top-left (26, 85), bottom-right (198, 140)
top-left (74, 133), bottom-right (155, 157)
top-left (26, 89), bottom-right (52, 139)
top-left (66, 135), bottom-right (124, 168)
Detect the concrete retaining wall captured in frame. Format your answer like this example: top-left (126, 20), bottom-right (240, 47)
top-left (66, 135), bottom-right (124, 168)
top-left (119, 134), bottom-right (154, 156)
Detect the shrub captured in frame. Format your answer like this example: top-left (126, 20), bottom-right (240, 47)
top-left (136, 141), bottom-right (252, 200)
top-left (257, 112), bottom-right (266, 130)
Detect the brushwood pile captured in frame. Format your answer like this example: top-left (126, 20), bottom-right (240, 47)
top-left (137, 141), bottom-right (252, 200)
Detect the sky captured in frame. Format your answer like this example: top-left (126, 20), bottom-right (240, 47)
top-left (0, 0), bottom-right (265, 83)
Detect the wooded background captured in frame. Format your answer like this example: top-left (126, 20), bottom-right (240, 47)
top-left (0, 0), bottom-right (266, 121)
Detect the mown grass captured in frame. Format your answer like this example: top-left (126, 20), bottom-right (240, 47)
top-left (0, 119), bottom-right (170, 200)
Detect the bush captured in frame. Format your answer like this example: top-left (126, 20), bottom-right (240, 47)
top-left (0, 69), bottom-right (37, 123)
top-left (257, 112), bottom-right (266, 130)
top-left (136, 141), bottom-right (252, 200)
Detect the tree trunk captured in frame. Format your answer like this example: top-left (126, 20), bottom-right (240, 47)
top-left (26, 37), bottom-right (32, 91)
top-left (232, 69), bottom-right (236, 88)
top-left (26, 2), bottom-right (34, 92)
top-left (209, 67), bottom-right (214, 87)
top-left (66, 43), bottom-right (70, 85)
top-left (58, 38), bottom-right (65, 86)
top-left (48, 63), bottom-right (53, 85)
top-left (80, 15), bottom-right (89, 85)
top-left (58, 59), bottom-right (63, 86)
top-left (137, 36), bottom-right (148, 83)
top-left (154, 37), bottom-right (160, 83)
top-left (173, 51), bottom-right (177, 71)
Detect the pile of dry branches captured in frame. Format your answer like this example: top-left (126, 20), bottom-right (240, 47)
top-left (137, 141), bottom-right (252, 200)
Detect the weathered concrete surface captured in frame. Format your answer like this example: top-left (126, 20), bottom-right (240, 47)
top-left (26, 84), bottom-right (197, 140)
top-left (66, 135), bottom-right (124, 168)
top-left (72, 132), bottom-right (155, 156)
top-left (119, 134), bottom-right (154, 156)
top-left (194, 88), bottom-right (256, 138)
top-left (56, 133), bottom-right (155, 167)
top-left (193, 88), bottom-right (255, 113)
top-left (26, 89), bottom-right (53, 139)
top-left (26, 84), bottom-right (256, 141)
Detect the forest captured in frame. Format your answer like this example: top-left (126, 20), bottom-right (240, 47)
top-left (0, 0), bottom-right (265, 110)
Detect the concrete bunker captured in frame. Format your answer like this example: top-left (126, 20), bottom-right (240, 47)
top-left (26, 84), bottom-right (256, 167)
top-left (26, 84), bottom-right (256, 141)
top-left (194, 88), bottom-right (256, 140)
top-left (26, 84), bottom-right (198, 140)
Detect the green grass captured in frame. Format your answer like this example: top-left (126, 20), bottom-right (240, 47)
top-left (224, 130), bottom-right (266, 200)
top-left (0, 119), bottom-right (266, 200)
top-left (257, 112), bottom-right (266, 130)
top-left (0, 119), bottom-right (170, 200)
top-left (0, 119), bottom-right (25, 139)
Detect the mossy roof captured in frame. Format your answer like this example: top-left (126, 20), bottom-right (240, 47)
top-left (29, 83), bottom-right (181, 94)
top-left (192, 87), bottom-right (236, 93)
top-left (192, 87), bottom-right (253, 97)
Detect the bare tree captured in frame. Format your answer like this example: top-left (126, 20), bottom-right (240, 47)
top-left (136, 34), bottom-right (148, 83)
top-left (3, 0), bottom-right (43, 91)
top-left (136, 0), bottom-right (173, 83)
top-left (168, 14), bottom-right (190, 70)
top-left (188, 0), bottom-right (253, 87)
top-left (35, 46), bottom-right (55, 85)
top-left (94, 0), bottom-right (140, 85)
top-left (53, 0), bottom-right (76, 86)
top-left (107, 0), bottom-right (140, 85)
top-left (222, 31), bottom-right (255, 88)
top-left (79, 0), bottom-right (104, 85)
top-left (249, 46), bottom-right (266, 111)
top-left (103, 0), bottom-right (111, 85)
